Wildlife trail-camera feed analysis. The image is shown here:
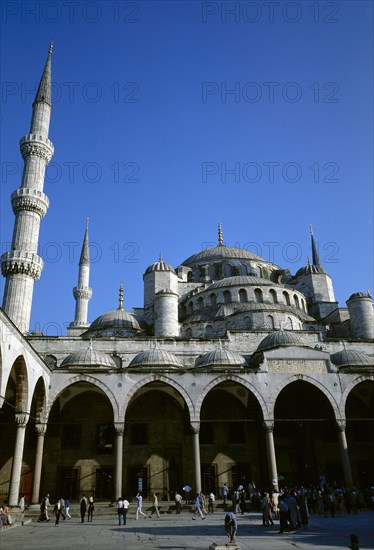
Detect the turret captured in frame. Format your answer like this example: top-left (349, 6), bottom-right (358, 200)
top-left (154, 289), bottom-right (179, 337)
top-left (346, 292), bottom-right (374, 339)
top-left (143, 254), bottom-right (178, 326)
top-left (1, 43), bottom-right (54, 333)
top-left (68, 220), bottom-right (93, 335)
top-left (293, 226), bottom-right (337, 320)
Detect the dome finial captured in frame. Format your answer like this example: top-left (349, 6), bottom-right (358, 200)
top-left (86, 217), bottom-right (89, 229)
top-left (118, 281), bottom-right (124, 310)
top-left (49, 40), bottom-right (53, 55)
top-left (309, 223), bottom-right (313, 236)
top-left (218, 222), bottom-right (223, 246)
top-left (159, 252), bottom-right (163, 262)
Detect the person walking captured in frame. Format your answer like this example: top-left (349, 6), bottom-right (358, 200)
top-left (87, 496), bottom-right (94, 522)
top-left (123, 498), bottom-right (129, 525)
top-left (208, 492), bottom-right (215, 513)
top-left (221, 483), bottom-right (228, 506)
top-left (175, 491), bottom-right (182, 514)
top-left (117, 497), bottom-right (124, 525)
top-left (18, 494), bottom-right (26, 526)
top-left (135, 492), bottom-right (146, 519)
top-left (53, 498), bottom-right (62, 526)
top-left (224, 512), bottom-right (237, 543)
top-left (80, 495), bottom-right (88, 523)
top-left (38, 493), bottom-right (50, 522)
top-left (65, 499), bottom-right (72, 519)
top-left (149, 492), bottom-right (161, 518)
top-left (192, 493), bottom-right (205, 520)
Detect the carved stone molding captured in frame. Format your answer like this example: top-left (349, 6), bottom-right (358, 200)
top-left (1, 251), bottom-right (43, 280)
top-left (73, 286), bottom-right (93, 300)
top-left (336, 419), bottom-right (346, 432)
top-left (263, 420), bottom-right (275, 432)
top-left (11, 189), bottom-right (49, 218)
top-left (191, 421), bottom-right (200, 434)
top-left (20, 135), bottom-right (54, 164)
top-left (35, 423), bottom-right (47, 436)
top-left (113, 423), bottom-right (124, 436)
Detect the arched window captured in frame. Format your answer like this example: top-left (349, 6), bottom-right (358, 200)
top-left (224, 290), bottom-right (231, 304)
top-left (283, 291), bottom-right (290, 306)
top-left (232, 265), bottom-right (240, 276)
top-left (187, 271), bottom-right (193, 282)
top-left (294, 294), bottom-right (299, 308)
top-left (205, 325), bottom-right (214, 337)
top-left (301, 299), bottom-right (306, 312)
top-left (210, 293), bottom-right (216, 307)
top-left (266, 315), bottom-right (275, 329)
top-left (269, 289), bottom-right (278, 304)
top-left (198, 297), bottom-right (203, 311)
top-left (239, 289), bottom-right (247, 303)
top-left (244, 316), bottom-right (252, 329)
top-left (188, 302), bottom-right (193, 315)
top-left (284, 317), bottom-right (293, 330)
top-left (186, 328), bottom-right (192, 339)
top-left (254, 288), bottom-right (263, 303)
top-left (225, 264), bottom-right (232, 277)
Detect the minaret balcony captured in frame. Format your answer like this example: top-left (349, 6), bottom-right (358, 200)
top-left (11, 188), bottom-right (49, 218)
top-left (20, 134), bottom-right (54, 164)
top-left (1, 250), bottom-right (44, 280)
top-left (73, 286), bottom-right (93, 300)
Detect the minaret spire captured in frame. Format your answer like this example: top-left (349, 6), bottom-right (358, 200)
top-left (310, 224), bottom-right (321, 267)
top-left (70, 221), bottom-right (93, 330)
top-left (118, 281), bottom-right (124, 310)
top-left (1, 44), bottom-right (55, 333)
top-left (218, 222), bottom-right (224, 246)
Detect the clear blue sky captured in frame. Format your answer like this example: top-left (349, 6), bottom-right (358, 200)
top-left (0, 1), bottom-right (373, 335)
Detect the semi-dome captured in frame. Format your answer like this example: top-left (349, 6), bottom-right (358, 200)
top-left (207, 276), bottom-right (273, 289)
top-left (89, 308), bottom-right (141, 333)
top-left (257, 330), bottom-right (310, 352)
top-left (145, 254), bottom-right (176, 275)
top-left (128, 347), bottom-right (183, 368)
top-left (182, 245), bottom-right (263, 266)
top-left (60, 345), bottom-right (116, 369)
top-left (195, 347), bottom-right (246, 368)
top-left (330, 349), bottom-right (373, 368)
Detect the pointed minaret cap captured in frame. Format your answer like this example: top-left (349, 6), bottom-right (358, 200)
top-left (218, 222), bottom-right (224, 246)
top-left (310, 224), bottom-right (322, 267)
top-left (33, 41), bottom-right (53, 107)
top-left (118, 281), bottom-right (124, 310)
top-left (79, 218), bottom-right (90, 265)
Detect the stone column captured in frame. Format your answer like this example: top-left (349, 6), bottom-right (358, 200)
top-left (263, 421), bottom-right (279, 492)
top-left (191, 422), bottom-right (201, 494)
top-left (9, 412), bottom-right (29, 506)
top-left (336, 419), bottom-right (353, 488)
top-left (31, 423), bottom-right (47, 504)
top-left (113, 423), bottom-right (124, 500)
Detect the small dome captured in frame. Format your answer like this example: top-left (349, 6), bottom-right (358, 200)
top-left (128, 347), bottom-right (183, 369)
top-left (145, 256), bottom-right (175, 275)
top-left (90, 308), bottom-right (141, 333)
top-left (257, 330), bottom-right (309, 352)
top-left (347, 292), bottom-right (370, 301)
top-left (60, 346), bottom-right (116, 369)
top-left (296, 264), bottom-right (326, 277)
top-left (195, 348), bottom-right (246, 368)
top-left (330, 350), bottom-right (373, 368)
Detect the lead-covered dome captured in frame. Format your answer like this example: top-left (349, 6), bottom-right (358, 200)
top-left (128, 347), bottom-right (183, 369)
top-left (295, 264), bottom-right (326, 277)
top-left (60, 345), bottom-right (116, 369)
top-left (330, 350), bottom-right (373, 368)
top-left (195, 347), bottom-right (246, 368)
top-left (257, 330), bottom-right (309, 352)
top-left (207, 275), bottom-right (273, 289)
top-left (182, 245), bottom-right (263, 266)
top-left (89, 308), bottom-right (141, 333)
top-left (145, 254), bottom-right (176, 275)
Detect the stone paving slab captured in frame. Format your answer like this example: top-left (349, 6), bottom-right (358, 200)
top-left (0, 511), bottom-right (373, 550)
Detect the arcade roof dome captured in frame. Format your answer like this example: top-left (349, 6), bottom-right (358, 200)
top-left (60, 346), bottom-right (116, 369)
top-left (257, 330), bottom-right (310, 352)
top-left (128, 347), bottom-right (183, 368)
top-left (330, 350), bottom-right (373, 368)
top-left (195, 348), bottom-right (246, 368)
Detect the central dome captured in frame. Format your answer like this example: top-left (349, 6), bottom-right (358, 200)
top-left (89, 308), bottom-right (141, 334)
top-left (182, 245), bottom-right (263, 266)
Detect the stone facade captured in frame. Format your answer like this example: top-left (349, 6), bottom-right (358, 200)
top-left (0, 46), bottom-right (373, 506)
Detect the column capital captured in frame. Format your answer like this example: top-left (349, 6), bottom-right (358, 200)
top-left (336, 419), bottom-right (346, 432)
top-left (35, 423), bottom-right (47, 436)
top-left (263, 420), bottom-right (274, 432)
top-left (15, 412), bottom-right (29, 427)
top-left (191, 421), bottom-right (200, 434)
top-left (114, 423), bottom-right (124, 436)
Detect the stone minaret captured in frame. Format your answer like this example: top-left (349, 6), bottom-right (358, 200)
top-left (68, 220), bottom-right (92, 334)
top-left (1, 43), bottom-right (54, 333)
